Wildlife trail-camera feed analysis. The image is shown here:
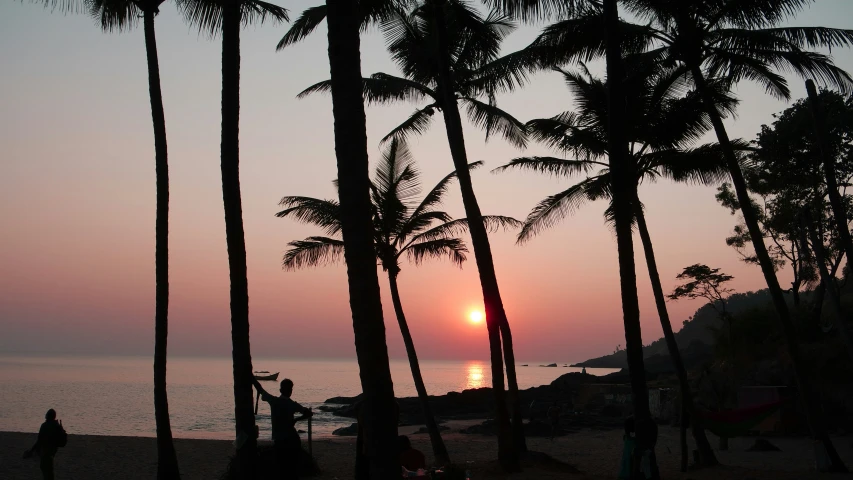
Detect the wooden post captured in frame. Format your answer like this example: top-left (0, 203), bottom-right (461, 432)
top-left (254, 389), bottom-right (260, 415)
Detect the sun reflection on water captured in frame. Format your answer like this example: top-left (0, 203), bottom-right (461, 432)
top-left (465, 362), bottom-right (486, 390)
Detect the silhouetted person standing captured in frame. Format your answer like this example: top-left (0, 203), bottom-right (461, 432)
top-left (23, 409), bottom-right (66, 480)
top-left (253, 378), bottom-right (312, 480)
top-left (398, 435), bottom-right (426, 471)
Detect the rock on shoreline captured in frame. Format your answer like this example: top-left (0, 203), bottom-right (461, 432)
top-left (323, 371), bottom-right (648, 430)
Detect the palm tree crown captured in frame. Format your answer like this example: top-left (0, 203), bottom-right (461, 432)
top-left (278, 139), bottom-right (518, 273)
top-left (495, 57), bottom-right (739, 240)
top-left (297, 1), bottom-right (528, 148)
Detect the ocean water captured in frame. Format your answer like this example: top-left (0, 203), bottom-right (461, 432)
top-left (0, 355), bottom-right (617, 440)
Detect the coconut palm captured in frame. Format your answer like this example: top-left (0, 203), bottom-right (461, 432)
top-left (321, 1), bottom-right (403, 476)
top-left (275, 1), bottom-right (411, 50)
top-left (494, 58), bottom-right (741, 467)
top-left (35, 0), bottom-right (181, 476)
top-left (279, 0), bottom-right (406, 475)
top-left (277, 139), bottom-right (519, 465)
top-left (599, 3), bottom-right (658, 476)
top-left (298, 2), bottom-right (528, 465)
top-left (176, 0), bottom-right (287, 475)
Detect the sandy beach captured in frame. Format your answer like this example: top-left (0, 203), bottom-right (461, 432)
top-left (3, 424), bottom-right (852, 480)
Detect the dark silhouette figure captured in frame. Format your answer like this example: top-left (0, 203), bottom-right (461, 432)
top-left (23, 409), bottom-right (65, 480)
top-left (398, 435), bottom-right (426, 472)
top-left (253, 378), bottom-right (312, 480)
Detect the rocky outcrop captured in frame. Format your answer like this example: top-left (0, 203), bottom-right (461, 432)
top-left (332, 423), bottom-right (358, 436)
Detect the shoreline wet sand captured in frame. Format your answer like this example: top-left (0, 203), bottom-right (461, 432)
top-left (3, 426), bottom-right (852, 479)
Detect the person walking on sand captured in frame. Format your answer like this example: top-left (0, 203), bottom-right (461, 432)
top-left (22, 408), bottom-right (66, 480)
top-left (254, 378), bottom-right (313, 480)
top-left (547, 401), bottom-right (561, 440)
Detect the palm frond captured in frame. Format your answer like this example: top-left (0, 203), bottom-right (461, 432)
top-left (380, 105), bottom-right (438, 144)
top-left (739, 26), bottom-right (853, 52)
top-left (405, 238), bottom-right (467, 267)
top-left (31, 0), bottom-right (88, 15)
top-left (275, 196), bottom-right (341, 235)
top-left (466, 47), bottom-right (541, 94)
top-left (407, 215), bottom-right (522, 245)
top-left (525, 113), bottom-right (608, 157)
top-left (704, 49), bottom-right (791, 99)
top-left (243, 0), bottom-right (288, 25)
top-left (297, 74), bottom-right (433, 104)
top-left (479, 0), bottom-right (589, 22)
top-left (282, 236), bottom-right (345, 270)
top-left (365, 73), bottom-right (436, 104)
top-left (276, 5), bottom-right (326, 50)
top-left (296, 79), bottom-right (333, 99)
top-left (407, 161), bottom-right (483, 222)
top-left (374, 138), bottom-right (421, 206)
top-left (517, 177), bottom-right (600, 243)
top-left (88, 0), bottom-right (140, 32)
top-left (178, 0), bottom-right (288, 37)
top-left (460, 96), bottom-right (527, 148)
top-left (492, 156), bottom-right (598, 177)
top-left (450, 6), bottom-right (515, 70)
top-left (396, 210), bottom-right (454, 247)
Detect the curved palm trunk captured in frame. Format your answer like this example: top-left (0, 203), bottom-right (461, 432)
top-left (429, 0), bottom-right (520, 470)
top-left (806, 80), bottom-right (853, 276)
top-left (325, 1), bottom-right (399, 478)
top-left (220, 1), bottom-right (257, 476)
top-left (387, 272), bottom-right (450, 465)
top-left (690, 64), bottom-right (847, 473)
top-left (144, 8), bottom-right (180, 480)
top-left (634, 206), bottom-right (717, 467)
top-left (604, 2), bottom-right (659, 478)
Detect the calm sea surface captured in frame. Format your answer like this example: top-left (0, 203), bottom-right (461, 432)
top-left (0, 355), bottom-right (617, 439)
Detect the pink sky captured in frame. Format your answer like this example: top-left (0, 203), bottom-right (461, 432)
top-left (1, 1), bottom-right (852, 362)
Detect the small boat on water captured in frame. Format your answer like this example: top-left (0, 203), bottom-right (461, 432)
top-left (254, 372), bottom-right (279, 381)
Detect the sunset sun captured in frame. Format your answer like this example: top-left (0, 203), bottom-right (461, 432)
top-left (468, 310), bottom-right (484, 324)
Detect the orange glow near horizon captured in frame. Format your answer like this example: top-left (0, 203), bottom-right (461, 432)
top-left (468, 310), bottom-right (484, 324)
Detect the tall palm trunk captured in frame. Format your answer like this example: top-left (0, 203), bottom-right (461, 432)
top-left (429, 0), bottom-right (520, 470)
top-left (144, 7), bottom-right (180, 480)
top-left (634, 205), bottom-right (717, 467)
top-left (604, 2), bottom-right (658, 478)
top-left (689, 64), bottom-right (847, 473)
top-left (220, 1), bottom-right (257, 476)
top-left (806, 80), bottom-right (853, 270)
top-left (387, 271), bottom-right (450, 465)
top-left (325, 1), bottom-right (399, 478)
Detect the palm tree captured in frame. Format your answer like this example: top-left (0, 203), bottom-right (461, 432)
top-left (494, 59), bottom-right (742, 468)
top-left (298, 2), bottom-right (528, 464)
top-left (277, 139), bottom-right (519, 465)
top-left (323, 0), bottom-right (401, 477)
top-left (38, 0), bottom-right (182, 476)
top-left (601, 2), bottom-right (658, 476)
top-left (493, 0), bottom-right (853, 471)
top-left (177, 0), bottom-right (287, 475)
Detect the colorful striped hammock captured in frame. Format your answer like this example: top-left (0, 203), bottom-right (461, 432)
top-left (696, 400), bottom-right (785, 438)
